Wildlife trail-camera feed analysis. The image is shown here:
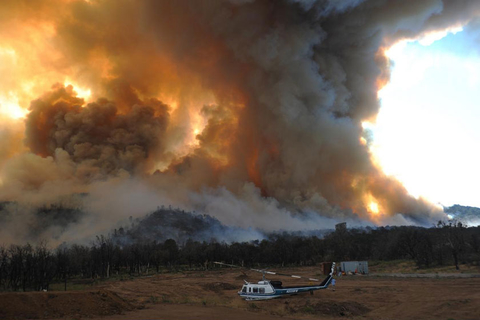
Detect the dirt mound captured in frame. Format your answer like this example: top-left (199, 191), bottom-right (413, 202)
top-left (0, 290), bottom-right (135, 319)
top-left (202, 282), bottom-right (238, 292)
top-left (235, 273), bottom-right (248, 280)
top-left (287, 300), bottom-right (371, 317)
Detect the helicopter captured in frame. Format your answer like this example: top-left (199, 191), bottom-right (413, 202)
top-left (214, 261), bottom-right (336, 301)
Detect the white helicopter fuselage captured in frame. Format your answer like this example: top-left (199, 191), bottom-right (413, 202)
top-left (238, 278), bottom-right (332, 301)
top-left (239, 281), bottom-right (277, 300)
top-left (214, 261), bottom-right (336, 301)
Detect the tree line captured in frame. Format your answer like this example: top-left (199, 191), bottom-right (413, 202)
top-left (0, 220), bottom-right (479, 292)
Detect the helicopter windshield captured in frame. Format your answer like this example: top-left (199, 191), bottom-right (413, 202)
top-left (241, 286), bottom-right (247, 293)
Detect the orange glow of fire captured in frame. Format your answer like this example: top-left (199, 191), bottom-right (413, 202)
top-left (0, 1), bottom-right (426, 229)
top-left (189, 107), bottom-right (208, 147)
top-left (64, 80), bottom-right (92, 101)
top-left (369, 201), bottom-right (380, 214)
top-left (351, 176), bottom-right (385, 222)
top-left (0, 94), bottom-right (27, 119)
top-left (364, 193), bottom-right (384, 222)
top-left (0, 21), bottom-right (64, 119)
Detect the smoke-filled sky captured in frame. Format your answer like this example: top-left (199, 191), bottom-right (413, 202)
top-left (372, 24), bottom-right (480, 209)
top-left (0, 0), bottom-right (479, 244)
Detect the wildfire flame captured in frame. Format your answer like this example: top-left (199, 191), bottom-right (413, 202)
top-left (369, 201), bottom-right (380, 215)
top-left (0, 0), bottom-right (452, 232)
top-left (63, 80), bottom-right (92, 101)
top-left (364, 193), bottom-right (384, 223)
top-left (0, 94), bottom-right (27, 120)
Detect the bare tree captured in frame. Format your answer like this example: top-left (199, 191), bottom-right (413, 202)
top-left (437, 220), bottom-right (466, 270)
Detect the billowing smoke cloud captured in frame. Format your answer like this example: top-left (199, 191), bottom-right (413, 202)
top-left (26, 85), bottom-right (168, 178)
top-left (1, 0), bottom-right (478, 244)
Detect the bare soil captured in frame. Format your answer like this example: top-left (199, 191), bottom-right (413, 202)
top-left (2, 266), bottom-right (480, 320)
top-left (0, 290), bottom-right (134, 319)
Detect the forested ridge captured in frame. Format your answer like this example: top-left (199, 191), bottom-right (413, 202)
top-left (0, 207), bottom-right (479, 292)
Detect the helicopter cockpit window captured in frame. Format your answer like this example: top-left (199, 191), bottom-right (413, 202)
top-left (242, 286), bottom-right (247, 293)
top-left (253, 287), bottom-right (258, 293)
top-left (259, 287), bottom-right (265, 294)
top-left (248, 287), bottom-right (251, 293)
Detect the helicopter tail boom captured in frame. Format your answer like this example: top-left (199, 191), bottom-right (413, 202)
top-left (318, 261), bottom-right (336, 288)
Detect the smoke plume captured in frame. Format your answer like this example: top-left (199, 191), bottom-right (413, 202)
top-left (1, 0), bottom-right (478, 244)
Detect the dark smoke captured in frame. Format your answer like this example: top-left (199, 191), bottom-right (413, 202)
top-left (25, 84), bottom-right (169, 180)
top-left (1, 0), bottom-right (479, 244)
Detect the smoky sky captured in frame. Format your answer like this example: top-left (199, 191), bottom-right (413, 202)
top-left (1, 0), bottom-right (479, 244)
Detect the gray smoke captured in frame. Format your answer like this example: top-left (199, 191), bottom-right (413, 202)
top-left (1, 0), bottom-right (479, 244)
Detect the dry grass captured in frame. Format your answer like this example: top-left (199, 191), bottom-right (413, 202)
top-left (369, 260), bottom-right (480, 274)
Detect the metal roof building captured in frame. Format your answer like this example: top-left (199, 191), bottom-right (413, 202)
top-left (339, 261), bottom-right (368, 274)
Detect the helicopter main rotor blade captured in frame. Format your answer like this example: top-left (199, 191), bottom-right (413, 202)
top-left (215, 261), bottom-right (320, 281)
top-left (214, 262), bottom-right (242, 268)
top-left (267, 271), bottom-right (320, 281)
top-left (250, 268), bottom-right (275, 275)
top-left (250, 268), bottom-right (320, 281)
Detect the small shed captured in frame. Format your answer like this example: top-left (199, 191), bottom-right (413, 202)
top-left (320, 262), bottom-right (333, 275)
top-left (339, 261), bottom-right (368, 274)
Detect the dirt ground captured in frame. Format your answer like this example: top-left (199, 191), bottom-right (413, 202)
top-left (2, 266), bottom-right (480, 320)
